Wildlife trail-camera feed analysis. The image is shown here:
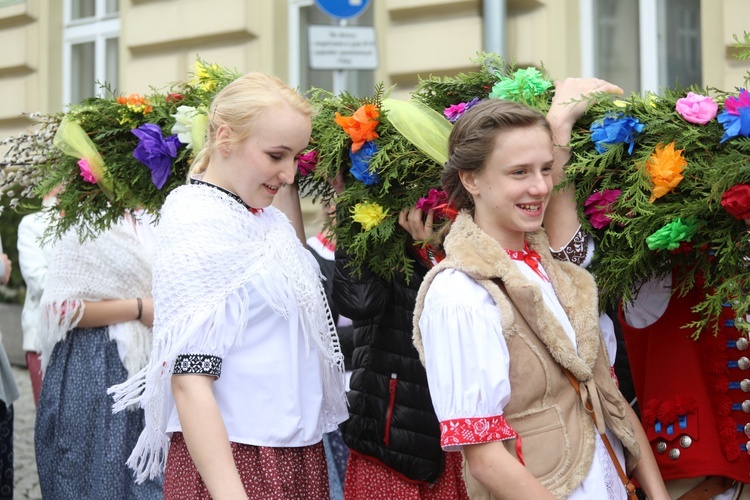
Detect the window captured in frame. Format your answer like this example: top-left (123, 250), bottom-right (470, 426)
top-left (581, 0), bottom-right (701, 95)
top-left (63, 0), bottom-right (120, 106)
top-left (288, 0), bottom-right (375, 97)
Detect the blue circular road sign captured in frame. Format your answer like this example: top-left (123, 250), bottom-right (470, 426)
top-left (314, 0), bottom-right (371, 20)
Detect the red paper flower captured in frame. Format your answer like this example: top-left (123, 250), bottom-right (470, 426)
top-left (166, 93), bottom-right (184, 103)
top-left (721, 184), bottom-right (750, 220)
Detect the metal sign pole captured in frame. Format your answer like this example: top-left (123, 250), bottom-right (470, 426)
top-left (332, 18), bottom-right (348, 95)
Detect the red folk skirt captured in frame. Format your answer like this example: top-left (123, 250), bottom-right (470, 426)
top-left (164, 432), bottom-right (329, 499)
top-left (343, 449), bottom-right (469, 500)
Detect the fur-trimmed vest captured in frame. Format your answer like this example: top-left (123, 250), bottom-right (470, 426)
top-left (413, 212), bottom-right (641, 498)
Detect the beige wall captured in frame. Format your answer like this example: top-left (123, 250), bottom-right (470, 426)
top-left (119, 0), bottom-right (292, 95)
top-left (2, 0), bottom-right (748, 136)
top-left (0, 0), bottom-right (62, 140)
top-left (0, 0), bottom-right (748, 230)
top-left (720, 0), bottom-right (750, 89)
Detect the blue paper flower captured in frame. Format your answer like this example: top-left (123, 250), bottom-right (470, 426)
top-left (349, 141), bottom-right (380, 186)
top-left (132, 124), bottom-right (181, 189)
top-left (717, 89), bottom-right (750, 143)
top-left (590, 114), bottom-right (645, 155)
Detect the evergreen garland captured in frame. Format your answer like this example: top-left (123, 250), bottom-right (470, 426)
top-left (300, 84), bottom-right (443, 280)
top-left (0, 61), bottom-right (240, 242)
top-left (2, 42), bottom-right (750, 334)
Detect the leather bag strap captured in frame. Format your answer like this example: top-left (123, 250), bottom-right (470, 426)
top-left (676, 476), bottom-right (735, 500)
top-left (563, 368), bottom-right (637, 498)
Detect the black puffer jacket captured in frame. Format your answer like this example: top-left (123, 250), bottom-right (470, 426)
top-left (332, 249), bottom-right (444, 484)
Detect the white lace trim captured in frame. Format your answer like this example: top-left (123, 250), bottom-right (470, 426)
top-left (108, 184), bottom-right (346, 483)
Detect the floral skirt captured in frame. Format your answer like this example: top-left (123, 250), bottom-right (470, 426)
top-left (164, 432), bottom-right (329, 499)
top-left (343, 449), bottom-right (469, 500)
top-left (324, 429), bottom-right (349, 500)
top-left (35, 327), bottom-right (163, 500)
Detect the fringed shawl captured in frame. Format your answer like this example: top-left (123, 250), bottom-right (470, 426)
top-left (39, 214), bottom-right (154, 378)
top-left (108, 184), bottom-right (346, 483)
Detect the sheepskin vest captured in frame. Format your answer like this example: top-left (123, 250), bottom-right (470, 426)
top-left (413, 212), bottom-right (641, 498)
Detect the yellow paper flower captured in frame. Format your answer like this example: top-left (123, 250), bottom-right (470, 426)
top-left (351, 202), bottom-right (387, 231)
top-left (190, 61), bottom-right (222, 91)
top-left (613, 95), bottom-right (656, 109)
top-left (645, 142), bottom-right (687, 202)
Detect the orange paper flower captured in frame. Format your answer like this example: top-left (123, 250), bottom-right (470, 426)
top-left (116, 93), bottom-right (153, 114)
top-left (334, 104), bottom-right (380, 152)
top-left (645, 142), bottom-right (687, 202)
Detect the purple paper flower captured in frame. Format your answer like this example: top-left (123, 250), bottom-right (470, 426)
top-left (583, 189), bottom-right (621, 229)
top-left (349, 141), bottom-right (380, 186)
top-left (444, 98), bottom-right (480, 122)
top-left (297, 150), bottom-right (318, 176)
top-left (717, 89), bottom-right (750, 143)
top-left (590, 114), bottom-right (645, 155)
top-left (132, 124), bottom-right (181, 189)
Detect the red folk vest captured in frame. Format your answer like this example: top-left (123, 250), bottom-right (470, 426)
top-left (620, 280), bottom-right (750, 483)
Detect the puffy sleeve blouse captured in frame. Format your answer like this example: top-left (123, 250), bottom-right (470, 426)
top-left (418, 269), bottom-right (513, 451)
top-left (418, 256), bottom-right (590, 452)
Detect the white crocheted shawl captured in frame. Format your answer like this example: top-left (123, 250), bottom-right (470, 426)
top-left (109, 183), bottom-right (346, 483)
top-left (39, 214), bottom-right (154, 378)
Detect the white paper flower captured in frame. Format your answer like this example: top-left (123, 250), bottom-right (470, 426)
top-left (170, 105), bottom-right (206, 150)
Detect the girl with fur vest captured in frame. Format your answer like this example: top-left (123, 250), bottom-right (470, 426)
top-left (413, 84), bottom-right (669, 499)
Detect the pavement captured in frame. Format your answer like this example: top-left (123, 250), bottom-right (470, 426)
top-left (11, 364), bottom-right (41, 500)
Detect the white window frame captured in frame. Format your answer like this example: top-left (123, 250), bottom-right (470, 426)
top-left (579, 0), bottom-right (660, 93)
top-left (62, 0), bottom-right (120, 106)
top-left (288, 0), bottom-right (315, 90)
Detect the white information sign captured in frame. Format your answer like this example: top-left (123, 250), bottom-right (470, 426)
top-left (308, 25), bottom-right (378, 70)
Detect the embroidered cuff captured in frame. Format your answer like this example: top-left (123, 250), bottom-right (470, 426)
top-left (173, 354), bottom-right (222, 378)
top-left (440, 415), bottom-right (517, 449)
top-left (550, 226), bottom-right (589, 265)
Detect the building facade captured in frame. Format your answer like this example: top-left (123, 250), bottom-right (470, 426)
top-left (0, 0), bottom-right (748, 225)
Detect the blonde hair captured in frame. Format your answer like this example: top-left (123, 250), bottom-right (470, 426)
top-left (189, 72), bottom-right (314, 176)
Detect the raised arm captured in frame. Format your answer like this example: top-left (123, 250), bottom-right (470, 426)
top-left (272, 183), bottom-right (307, 245)
top-left (544, 78), bottom-right (623, 250)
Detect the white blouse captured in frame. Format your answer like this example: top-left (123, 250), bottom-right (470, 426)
top-left (419, 260), bottom-right (627, 500)
top-left (164, 254), bottom-right (340, 448)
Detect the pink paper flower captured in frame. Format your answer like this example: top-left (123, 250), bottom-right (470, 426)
top-left (416, 188), bottom-right (448, 212)
top-left (77, 158), bottom-right (97, 184)
top-left (297, 150), bottom-right (318, 176)
top-left (416, 189), bottom-right (455, 220)
top-left (584, 189), bottom-right (621, 229)
top-left (444, 98), bottom-right (480, 122)
top-left (675, 92), bottom-right (718, 125)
